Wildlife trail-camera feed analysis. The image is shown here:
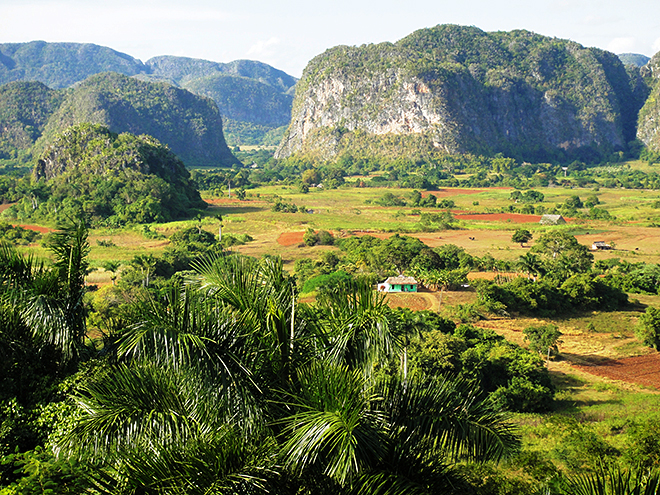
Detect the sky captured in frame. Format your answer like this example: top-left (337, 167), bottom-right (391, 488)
top-left (2, 0), bottom-right (660, 78)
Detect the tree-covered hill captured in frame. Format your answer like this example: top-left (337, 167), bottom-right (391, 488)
top-left (0, 41), bottom-right (146, 88)
top-left (31, 72), bottom-right (239, 167)
top-left (277, 25), bottom-right (643, 163)
top-left (145, 56), bottom-right (296, 145)
top-left (0, 42), bottom-right (298, 146)
top-left (6, 123), bottom-right (206, 225)
top-left (0, 81), bottom-right (65, 160)
top-left (146, 56), bottom-right (297, 93)
top-left (184, 73), bottom-right (293, 126)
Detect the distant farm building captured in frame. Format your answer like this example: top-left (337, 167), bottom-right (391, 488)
top-left (539, 214), bottom-right (566, 225)
top-left (592, 241), bottom-right (612, 250)
top-left (378, 276), bottom-right (418, 293)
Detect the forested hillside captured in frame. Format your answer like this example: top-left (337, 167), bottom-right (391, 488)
top-left (0, 72), bottom-right (239, 167)
top-left (0, 42), bottom-right (297, 146)
top-left (277, 25), bottom-right (646, 163)
top-left (35, 72), bottom-right (238, 167)
top-left (145, 56), bottom-right (296, 145)
top-left (0, 41), bottom-right (145, 88)
top-left (637, 52), bottom-right (660, 153)
top-left (0, 81), bottom-right (64, 160)
top-left (618, 53), bottom-right (651, 67)
top-left (5, 123), bottom-right (206, 225)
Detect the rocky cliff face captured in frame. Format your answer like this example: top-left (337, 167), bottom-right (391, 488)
top-left (277, 25), bottom-right (637, 162)
top-left (637, 52), bottom-right (660, 151)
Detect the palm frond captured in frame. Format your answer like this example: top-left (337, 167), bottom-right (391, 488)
top-left (379, 374), bottom-right (520, 463)
top-left (278, 362), bottom-right (386, 486)
top-left (566, 465), bottom-right (660, 495)
top-left (318, 279), bottom-right (400, 373)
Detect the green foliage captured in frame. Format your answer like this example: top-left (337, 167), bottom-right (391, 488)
top-left (476, 274), bottom-right (628, 317)
top-left (408, 322), bottom-right (554, 413)
top-left (511, 229), bottom-right (532, 247)
top-left (301, 270), bottom-right (353, 294)
top-left (523, 324), bottom-right (562, 359)
top-left (303, 228), bottom-right (335, 247)
top-left (554, 424), bottom-right (619, 472)
top-left (566, 466), bottom-right (660, 495)
top-left (6, 124), bottom-right (206, 226)
top-left (0, 222), bottom-right (40, 245)
top-left (531, 231), bottom-right (594, 280)
top-left (1, 446), bottom-right (90, 494)
top-left (635, 306), bottom-right (660, 350)
top-left (272, 198), bottom-right (299, 213)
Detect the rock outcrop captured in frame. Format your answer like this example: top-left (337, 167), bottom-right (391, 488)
top-left (277, 25), bottom-right (638, 163)
top-left (637, 52), bottom-right (660, 152)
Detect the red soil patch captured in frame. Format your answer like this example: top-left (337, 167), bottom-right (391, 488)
top-left (0, 203), bottom-right (14, 213)
top-left (421, 187), bottom-right (510, 197)
top-left (572, 354), bottom-right (660, 389)
top-left (277, 231), bottom-right (305, 246)
top-left (14, 224), bottom-right (53, 233)
top-left (454, 212), bottom-right (542, 223)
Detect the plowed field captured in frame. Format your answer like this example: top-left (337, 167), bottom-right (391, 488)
top-left (277, 231), bottom-right (305, 246)
top-left (572, 354), bottom-right (660, 389)
top-left (454, 212), bottom-right (542, 223)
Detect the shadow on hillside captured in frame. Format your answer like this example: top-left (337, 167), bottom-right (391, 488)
top-left (207, 205), bottom-right (265, 215)
top-left (549, 368), bottom-right (623, 413)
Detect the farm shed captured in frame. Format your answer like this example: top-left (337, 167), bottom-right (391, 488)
top-left (378, 276), bottom-right (418, 293)
top-left (539, 214), bottom-right (566, 225)
top-left (592, 241), bottom-right (612, 250)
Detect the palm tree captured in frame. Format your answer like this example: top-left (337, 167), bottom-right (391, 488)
top-left (277, 362), bottom-right (519, 494)
top-left (1, 218), bottom-right (90, 364)
top-left (316, 279), bottom-right (399, 375)
top-left (58, 362), bottom-right (276, 495)
top-left (55, 252), bottom-right (520, 495)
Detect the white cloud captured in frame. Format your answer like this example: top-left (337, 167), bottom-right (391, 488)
top-left (607, 37), bottom-right (636, 53)
top-left (247, 37), bottom-right (281, 56)
top-left (653, 37), bottom-right (660, 54)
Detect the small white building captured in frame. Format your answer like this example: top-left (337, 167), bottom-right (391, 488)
top-left (592, 241), bottom-right (612, 250)
top-left (378, 276), bottom-right (418, 293)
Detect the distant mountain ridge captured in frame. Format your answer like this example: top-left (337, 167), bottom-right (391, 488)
top-left (277, 25), bottom-right (652, 163)
top-left (0, 72), bottom-right (239, 167)
top-left (618, 53), bottom-right (651, 67)
top-left (0, 41), bottom-right (297, 145)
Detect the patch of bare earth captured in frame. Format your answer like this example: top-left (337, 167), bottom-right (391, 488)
top-left (454, 212), bottom-right (542, 223)
top-left (384, 292), bottom-right (435, 311)
top-left (15, 224), bottom-right (53, 233)
top-left (277, 231), bottom-right (305, 246)
top-left (571, 354), bottom-right (660, 389)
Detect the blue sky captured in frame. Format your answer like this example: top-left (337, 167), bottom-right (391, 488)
top-left (2, 0), bottom-right (659, 77)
